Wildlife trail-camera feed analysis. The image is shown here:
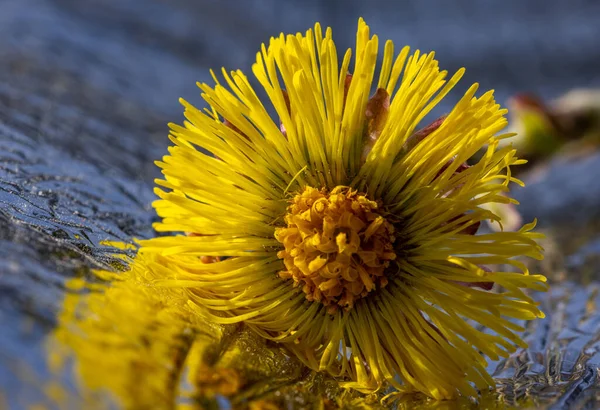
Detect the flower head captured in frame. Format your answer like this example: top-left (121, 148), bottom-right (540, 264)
top-left (142, 19), bottom-right (547, 400)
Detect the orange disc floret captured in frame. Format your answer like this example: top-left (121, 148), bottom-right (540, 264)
top-left (275, 186), bottom-right (396, 312)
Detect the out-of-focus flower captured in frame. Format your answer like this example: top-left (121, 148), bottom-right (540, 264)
top-left (49, 251), bottom-right (204, 409)
top-left (136, 18), bottom-right (547, 400)
top-left (49, 251), bottom-right (314, 408)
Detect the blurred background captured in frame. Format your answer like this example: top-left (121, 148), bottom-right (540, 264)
top-left (1, 0), bottom-right (600, 408)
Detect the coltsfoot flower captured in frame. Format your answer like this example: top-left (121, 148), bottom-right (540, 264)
top-left (141, 19), bottom-right (547, 400)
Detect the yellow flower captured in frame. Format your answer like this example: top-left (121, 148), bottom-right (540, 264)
top-left (140, 18), bottom-right (547, 400)
top-left (49, 252), bottom-right (201, 409)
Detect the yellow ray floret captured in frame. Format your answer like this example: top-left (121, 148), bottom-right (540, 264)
top-left (138, 18), bottom-right (547, 400)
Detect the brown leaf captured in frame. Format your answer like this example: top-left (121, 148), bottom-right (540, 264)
top-left (362, 88), bottom-right (390, 162)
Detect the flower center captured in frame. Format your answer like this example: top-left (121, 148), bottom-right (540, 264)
top-left (274, 186), bottom-right (396, 313)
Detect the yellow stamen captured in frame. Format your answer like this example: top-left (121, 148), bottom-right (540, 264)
top-left (275, 186), bottom-right (396, 311)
